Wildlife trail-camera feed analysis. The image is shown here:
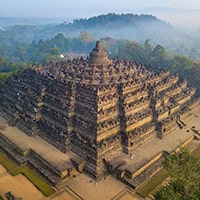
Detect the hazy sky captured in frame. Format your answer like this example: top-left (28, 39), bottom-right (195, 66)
top-left (0, 0), bottom-right (200, 27)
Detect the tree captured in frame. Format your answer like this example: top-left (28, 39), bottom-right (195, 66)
top-left (51, 33), bottom-right (69, 52)
top-left (117, 40), bottom-right (145, 62)
top-left (16, 45), bottom-right (26, 62)
top-left (79, 31), bottom-right (93, 51)
top-left (153, 45), bottom-right (166, 62)
top-left (144, 39), bottom-right (152, 54)
top-left (171, 55), bottom-right (193, 74)
top-left (154, 149), bottom-right (200, 200)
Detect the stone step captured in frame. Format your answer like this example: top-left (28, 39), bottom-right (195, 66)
top-left (122, 156), bottom-right (165, 189)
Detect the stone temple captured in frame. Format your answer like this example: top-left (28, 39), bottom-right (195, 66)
top-left (0, 41), bottom-right (196, 182)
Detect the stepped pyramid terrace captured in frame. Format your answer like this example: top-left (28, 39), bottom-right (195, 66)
top-left (0, 41), bottom-right (198, 186)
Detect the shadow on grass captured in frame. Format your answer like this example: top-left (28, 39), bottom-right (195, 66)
top-left (136, 169), bottom-right (168, 198)
top-left (0, 151), bottom-right (56, 197)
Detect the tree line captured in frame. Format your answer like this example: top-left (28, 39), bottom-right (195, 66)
top-left (0, 33), bottom-right (200, 95)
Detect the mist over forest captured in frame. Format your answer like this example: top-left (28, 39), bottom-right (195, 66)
top-left (0, 13), bottom-right (200, 60)
top-left (1, 13), bottom-right (200, 94)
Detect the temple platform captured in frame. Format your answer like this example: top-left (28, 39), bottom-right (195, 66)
top-left (0, 116), bottom-right (83, 185)
top-left (0, 103), bottom-right (200, 190)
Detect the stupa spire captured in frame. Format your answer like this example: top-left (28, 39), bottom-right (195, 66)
top-left (88, 41), bottom-right (110, 66)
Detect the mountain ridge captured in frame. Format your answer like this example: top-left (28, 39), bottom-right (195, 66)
top-left (1, 13), bottom-right (172, 41)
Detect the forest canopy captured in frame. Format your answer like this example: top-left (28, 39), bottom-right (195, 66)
top-left (0, 13), bottom-right (200, 93)
top-left (154, 148), bottom-right (200, 200)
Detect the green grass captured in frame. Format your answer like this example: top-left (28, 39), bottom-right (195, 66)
top-left (12, 166), bottom-right (56, 196)
top-left (136, 169), bottom-right (168, 198)
top-left (0, 151), bottom-right (56, 197)
top-left (0, 151), bottom-right (18, 171)
top-left (0, 195), bottom-right (3, 200)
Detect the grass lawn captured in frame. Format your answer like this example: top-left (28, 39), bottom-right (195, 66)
top-left (0, 151), bottom-right (18, 172)
top-left (12, 166), bottom-right (56, 196)
top-left (0, 151), bottom-right (56, 197)
top-left (136, 169), bottom-right (168, 198)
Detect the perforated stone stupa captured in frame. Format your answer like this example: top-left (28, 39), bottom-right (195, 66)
top-left (0, 41), bottom-right (196, 180)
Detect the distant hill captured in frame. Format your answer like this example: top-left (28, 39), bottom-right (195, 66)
top-left (1, 13), bottom-right (200, 62)
top-left (54, 13), bottom-right (173, 41)
top-left (69, 13), bottom-right (166, 28)
top-left (56, 13), bottom-right (173, 41)
top-left (1, 13), bottom-right (173, 42)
